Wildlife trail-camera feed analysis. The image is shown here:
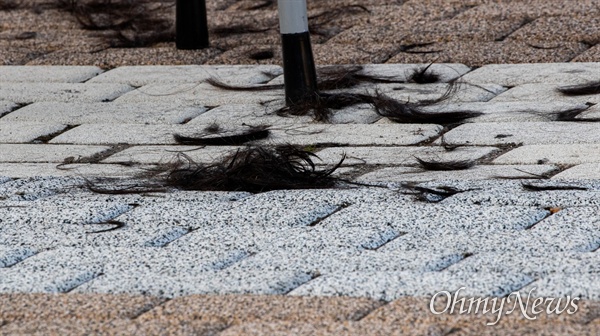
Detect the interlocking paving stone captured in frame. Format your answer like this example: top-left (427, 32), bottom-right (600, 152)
top-left (0, 319), bottom-right (223, 336)
top-left (138, 294), bottom-right (381, 324)
top-left (187, 103), bottom-right (313, 125)
top-left (101, 145), bottom-right (241, 164)
top-left (220, 321), bottom-right (455, 336)
top-left (0, 66), bottom-right (102, 83)
top-left (521, 274), bottom-right (600, 301)
top-left (0, 176), bottom-right (84, 201)
top-left (74, 269), bottom-right (314, 297)
top-left (357, 165), bottom-right (558, 182)
top-left (114, 82), bottom-right (283, 106)
top-left (0, 83), bottom-right (133, 103)
top-left (0, 101), bottom-right (17, 116)
top-left (491, 84), bottom-right (600, 104)
top-left (320, 201), bottom-right (548, 234)
top-left (0, 163), bottom-right (147, 178)
top-left (444, 251), bottom-right (599, 278)
top-left (553, 164), bottom-right (600, 179)
top-left (420, 101), bottom-right (590, 123)
top-left (0, 267), bottom-right (102, 293)
top-left (0, 246), bottom-right (37, 268)
top-left (289, 271), bottom-right (534, 301)
top-left (0, 144), bottom-right (110, 163)
top-left (0, 122), bottom-right (66, 143)
top-left (0, 293), bottom-right (163, 322)
top-left (50, 123), bottom-right (443, 146)
top-left (461, 63), bottom-right (600, 86)
top-left (494, 145), bottom-right (600, 165)
top-left (263, 124), bottom-right (443, 146)
top-left (87, 65), bottom-right (282, 86)
top-left (226, 249), bottom-right (467, 274)
top-left (315, 146), bottom-right (498, 166)
top-left (443, 188), bottom-right (600, 208)
top-left (357, 63), bottom-right (471, 83)
top-left (352, 83), bottom-right (506, 103)
top-left (441, 122), bottom-right (600, 146)
top-left (2, 102), bottom-right (207, 124)
top-left (49, 123), bottom-right (188, 145)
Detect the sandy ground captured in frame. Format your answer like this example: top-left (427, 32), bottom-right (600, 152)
top-left (1, 0), bottom-right (599, 68)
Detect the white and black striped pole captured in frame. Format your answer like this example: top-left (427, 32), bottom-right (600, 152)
top-left (278, 0), bottom-right (318, 105)
top-left (176, 0), bottom-right (209, 49)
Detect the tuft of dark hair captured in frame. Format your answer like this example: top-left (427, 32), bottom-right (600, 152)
top-left (414, 157), bottom-right (477, 171)
top-left (174, 125), bottom-right (270, 146)
top-left (407, 63), bottom-right (441, 84)
top-left (160, 145), bottom-right (345, 192)
top-left (557, 81), bottom-right (600, 96)
top-left (521, 183), bottom-right (588, 191)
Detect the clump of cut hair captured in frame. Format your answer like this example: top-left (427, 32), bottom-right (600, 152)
top-left (402, 183), bottom-right (474, 203)
top-left (317, 65), bottom-right (402, 90)
top-left (557, 81), bottom-right (600, 96)
top-left (174, 125), bottom-right (270, 146)
top-left (158, 145), bottom-right (345, 192)
top-left (521, 183), bottom-right (588, 191)
top-left (407, 63), bottom-right (441, 84)
top-left (414, 157), bottom-right (477, 171)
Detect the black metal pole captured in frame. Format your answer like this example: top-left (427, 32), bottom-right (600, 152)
top-left (176, 0), bottom-right (209, 50)
top-left (278, 0), bottom-right (318, 105)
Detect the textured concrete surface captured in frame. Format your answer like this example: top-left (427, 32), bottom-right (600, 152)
top-left (2, 2), bottom-right (600, 329)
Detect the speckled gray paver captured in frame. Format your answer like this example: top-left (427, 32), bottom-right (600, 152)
top-left (74, 269), bottom-right (314, 298)
top-left (87, 65), bottom-right (282, 86)
top-left (521, 274), bottom-right (600, 300)
top-left (444, 251), bottom-right (600, 278)
top-left (0, 83), bottom-right (133, 103)
top-left (443, 187), bottom-right (600, 208)
top-left (289, 271), bottom-right (534, 301)
top-left (359, 63), bottom-right (471, 83)
top-left (0, 163), bottom-right (147, 178)
top-left (264, 124), bottom-right (443, 146)
top-left (421, 101), bottom-right (590, 123)
top-left (364, 83), bottom-right (506, 103)
top-left (0, 122), bottom-right (66, 143)
top-left (2, 102), bottom-right (207, 124)
top-left (0, 144), bottom-right (110, 163)
top-left (553, 164), bottom-right (600, 179)
top-left (461, 63), bottom-right (600, 86)
top-left (0, 100), bottom-right (17, 116)
top-left (0, 176), bottom-right (84, 201)
top-left (187, 103), bottom-right (312, 125)
top-left (102, 145), bottom-right (241, 164)
top-left (0, 246), bottom-right (37, 268)
top-left (0, 66), bottom-right (102, 83)
top-left (494, 145), bottom-right (600, 165)
top-left (315, 146), bottom-right (498, 166)
top-left (441, 122), bottom-right (600, 146)
top-left (114, 83), bottom-right (283, 106)
top-left (491, 84), bottom-right (600, 104)
top-left (357, 164), bottom-right (557, 182)
top-left (50, 123), bottom-right (443, 146)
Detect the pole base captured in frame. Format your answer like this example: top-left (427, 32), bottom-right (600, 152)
top-left (176, 0), bottom-right (209, 50)
top-left (281, 31), bottom-right (318, 105)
